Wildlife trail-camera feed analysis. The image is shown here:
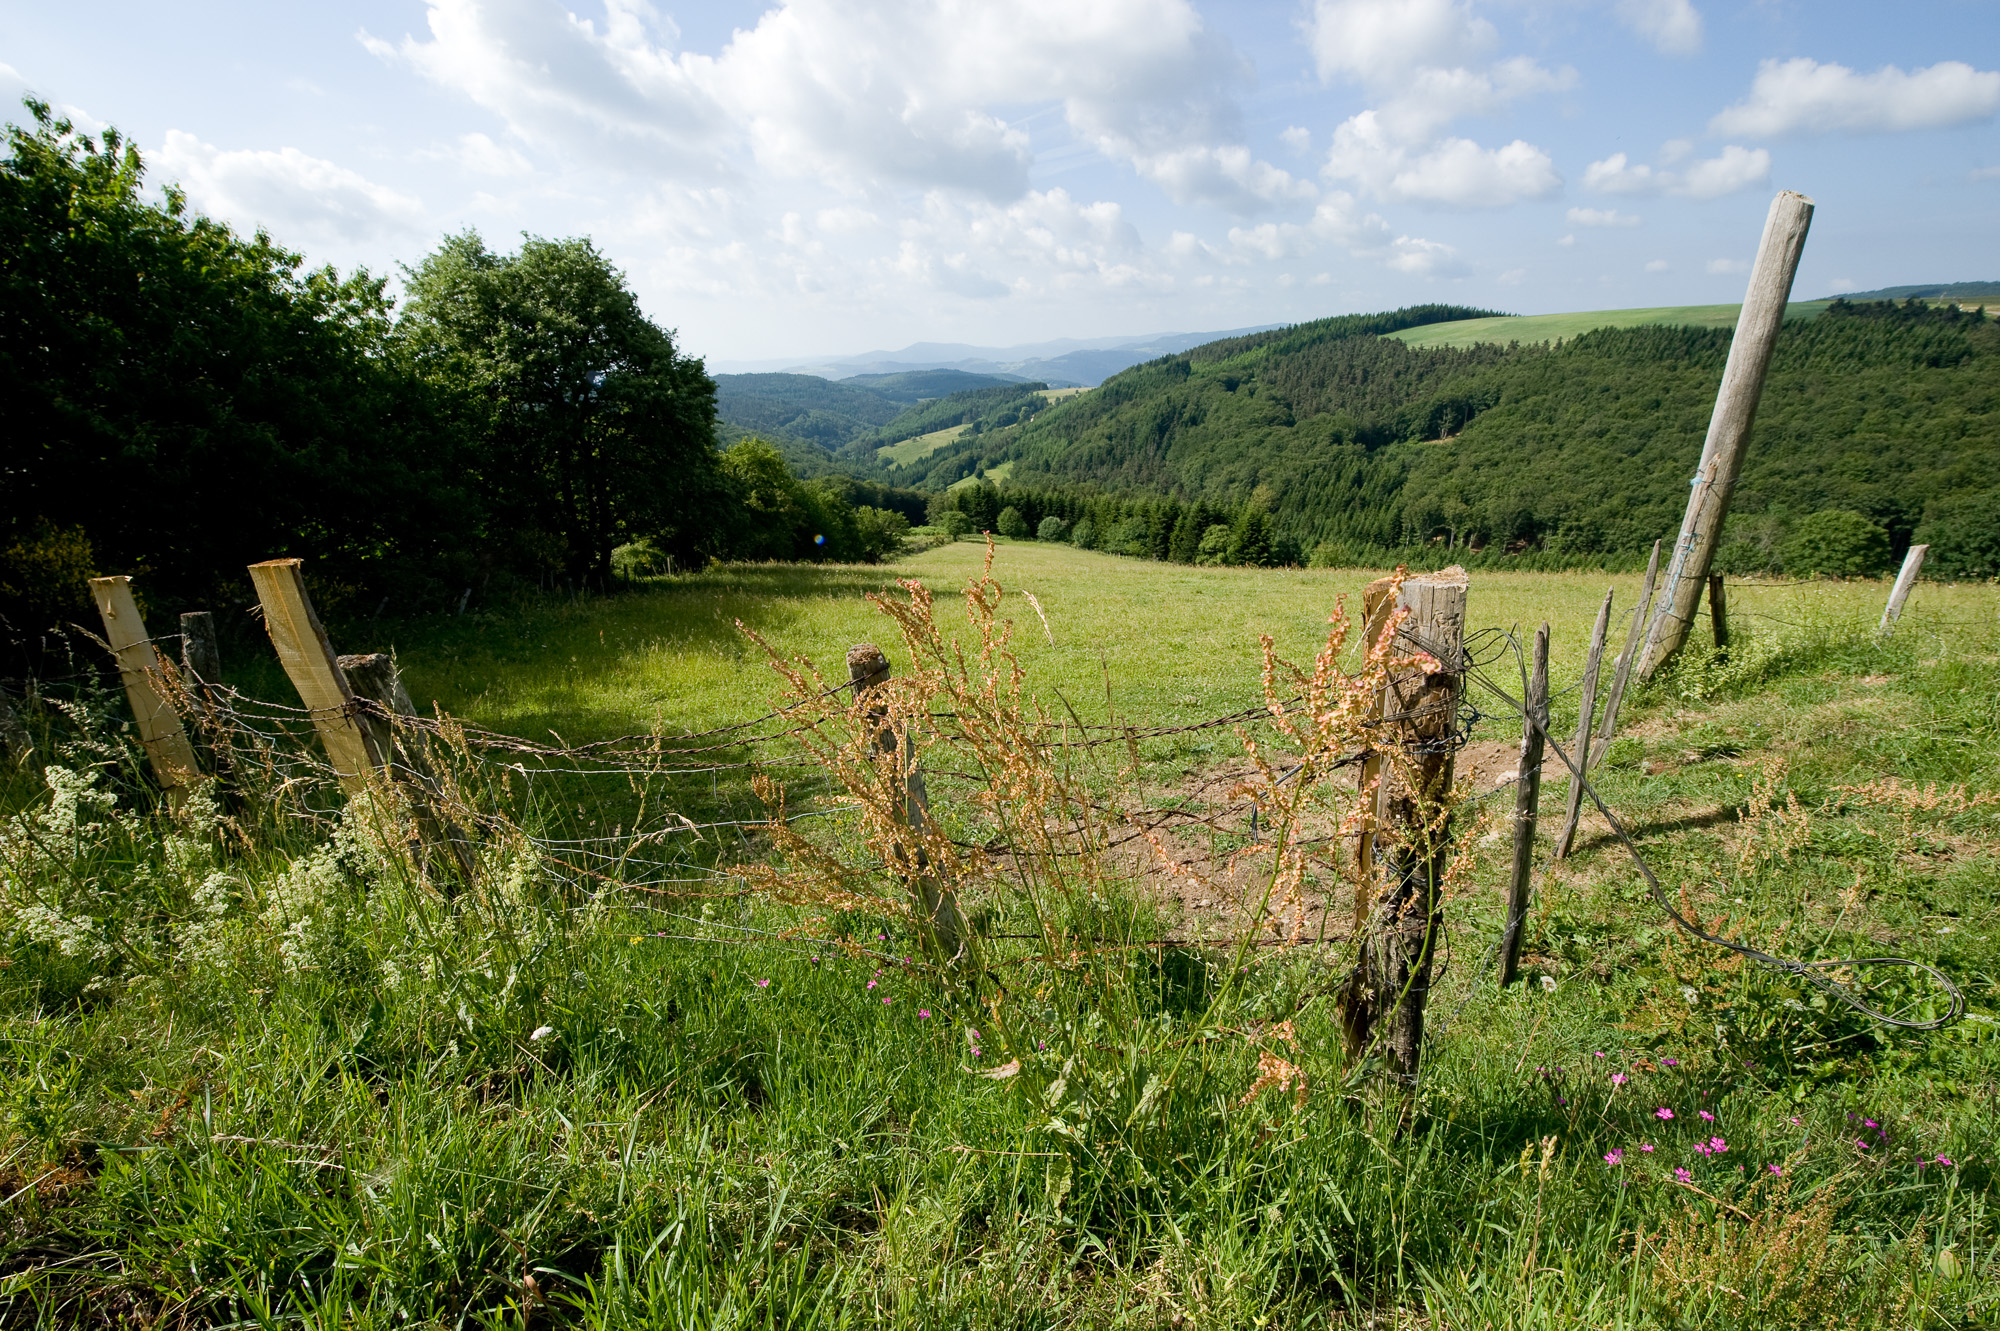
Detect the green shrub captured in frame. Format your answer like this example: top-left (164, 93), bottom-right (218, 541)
top-left (1916, 488), bottom-right (2000, 579)
top-left (1195, 524), bottom-right (1233, 565)
top-left (1036, 515), bottom-right (1069, 542)
top-left (1779, 509), bottom-right (1890, 577)
top-left (1070, 518), bottom-right (1097, 549)
top-left (996, 506), bottom-right (1030, 539)
top-left (938, 511), bottom-right (974, 540)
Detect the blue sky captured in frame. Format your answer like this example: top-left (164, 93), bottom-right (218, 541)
top-left (3, 1), bottom-right (1995, 363)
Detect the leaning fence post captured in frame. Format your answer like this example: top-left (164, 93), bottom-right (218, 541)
top-left (1340, 565), bottom-right (1467, 1085)
top-left (87, 576), bottom-right (202, 804)
top-left (247, 559), bottom-right (384, 794)
top-left (1878, 544), bottom-right (1928, 636)
top-left (847, 643), bottom-right (966, 963)
top-left (1639, 190), bottom-right (1814, 679)
top-left (1500, 624), bottom-right (1549, 988)
top-left (1554, 588), bottom-right (1614, 859)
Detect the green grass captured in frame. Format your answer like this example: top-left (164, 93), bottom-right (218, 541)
top-left (876, 424), bottom-right (968, 467)
top-left (1035, 387), bottom-right (1089, 402)
top-left (1386, 300), bottom-right (1832, 349)
top-left (947, 460), bottom-right (1014, 492)
top-left (3, 546), bottom-right (1997, 1327)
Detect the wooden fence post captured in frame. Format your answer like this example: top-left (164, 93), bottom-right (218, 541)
top-left (1589, 540), bottom-right (1660, 769)
top-left (847, 643), bottom-right (966, 963)
top-left (1340, 566), bottom-right (1467, 1085)
top-left (1353, 575), bottom-right (1400, 936)
top-left (87, 576), bottom-right (202, 802)
top-left (1879, 544), bottom-right (1928, 636)
top-left (340, 652), bottom-right (476, 884)
top-left (1554, 589), bottom-right (1614, 859)
top-left (1707, 574), bottom-right (1730, 649)
top-left (247, 559), bottom-right (384, 794)
top-left (1639, 190), bottom-right (1814, 679)
top-left (1500, 623), bottom-right (1549, 988)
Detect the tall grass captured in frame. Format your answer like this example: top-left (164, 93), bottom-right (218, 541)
top-left (0, 556), bottom-right (1994, 1326)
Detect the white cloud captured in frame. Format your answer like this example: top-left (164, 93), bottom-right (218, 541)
top-left (1304, 2), bottom-right (1568, 210)
top-left (1557, 233), bottom-right (1575, 247)
top-left (1325, 112), bottom-right (1560, 206)
top-left (1566, 206), bottom-right (1641, 227)
top-left (1583, 143), bottom-right (1768, 199)
top-left (1706, 257), bottom-right (1747, 275)
top-left (1828, 277), bottom-right (1858, 293)
top-left (1303, 0), bottom-right (1494, 83)
top-left (450, 130), bottom-right (532, 175)
top-left (1712, 58), bottom-right (2000, 138)
top-left (1644, 258), bottom-right (1669, 272)
top-left (1974, 165), bottom-right (2000, 181)
top-left (155, 130), bottom-right (426, 247)
top-left (370, 0), bottom-right (1300, 214)
top-left (1497, 266), bottom-right (1527, 285)
top-left (0, 62), bottom-right (109, 135)
top-left (1281, 125), bottom-right (1312, 153)
top-left (1615, 0), bottom-right (1701, 56)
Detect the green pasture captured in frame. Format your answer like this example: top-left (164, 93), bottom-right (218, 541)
top-left (1387, 299), bottom-right (1832, 349)
top-left (4, 546), bottom-right (1997, 1327)
top-left (875, 423), bottom-right (967, 467)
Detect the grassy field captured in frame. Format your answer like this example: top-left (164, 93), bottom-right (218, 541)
top-left (948, 460), bottom-right (1014, 491)
top-left (877, 424), bottom-right (969, 468)
top-left (1387, 300), bottom-right (1832, 349)
top-left (1036, 387), bottom-right (1090, 402)
top-left (3, 542), bottom-right (1997, 1326)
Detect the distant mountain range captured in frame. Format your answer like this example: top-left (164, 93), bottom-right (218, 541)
top-left (709, 325), bottom-right (1283, 389)
top-left (1813, 281), bottom-right (2000, 302)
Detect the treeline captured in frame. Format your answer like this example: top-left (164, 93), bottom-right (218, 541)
top-left (933, 481), bottom-right (1300, 567)
top-left (948, 299), bottom-right (2000, 578)
top-left (0, 103), bottom-right (921, 651)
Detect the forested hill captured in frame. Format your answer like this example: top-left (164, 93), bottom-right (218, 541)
top-left (920, 299), bottom-right (1999, 575)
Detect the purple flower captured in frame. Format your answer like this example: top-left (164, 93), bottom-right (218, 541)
top-left (1594, 1051), bottom-right (1606, 1058)
top-left (970, 1046), bottom-right (981, 1057)
top-left (1699, 1110), bottom-right (1715, 1123)
top-left (1768, 1164), bottom-right (1783, 1175)
top-left (1656, 1107), bottom-right (1674, 1120)
top-left (1710, 1137), bottom-right (1727, 1153)
top-left (1612, 1073), bottom-right (1629, 1086)
top-left (1856, 1139), bottom-right (1871, 1150)
top-left (1674, 1168), bottom-right (1692, 1183)
top-left (918, 1009), bottom-right (931, 1019)
top-left (882, 997), bottom-right (892, 1005)
top-left (1937, 1154), bottom-right (1953, 1167)
top-left (754, 978), bottom-right (770, 988)
top-left (1663, 1058), bottom-right (1679, 1067)
top-left (1604, 1149), bottom-right (1624, 1165)
top-left (867, 979), bottom-right (877, 990)
top-left (1640, 1142), bottom-right (1655, 1153)
top-left (1864, 1119), bottom-right (1878, 1129)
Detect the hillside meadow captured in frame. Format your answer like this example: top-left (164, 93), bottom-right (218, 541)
top-left (2, 543), bottom-right (1996, 1327)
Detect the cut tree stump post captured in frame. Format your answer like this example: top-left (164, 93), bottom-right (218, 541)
top-left (1879, 544), bottom-right (1928, 636)
top-left (247, 559), bottom-right (384, 794)
top-left (1639, 190), bottom-right (1814, 679)
top-left (88, 576), bottom-right (201, 803)
top-left (1500, 623), bottom-right (1549, 988)
top-left (847, 643), bottom-right (966, 963)
top-left (1707, 574), bottom-right (1730, 649)
top-left (1590, 540), bottom-right (1660, 769)
top-left (1353, 574), bottom-right (1400, 937)
top-left (340, 652), bottom-right (476, 885)
top-left (1554, 589), bottom-right (1614, 860)
top-left (1340, 566), bottom-right (1467, 1086)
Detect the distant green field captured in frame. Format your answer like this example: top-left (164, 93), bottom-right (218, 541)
top-left (877, 422), bottom-right (967, 466)
top-left (1037, 386), bottom-right (1090, 402)
top-left (948, 459), bottom-right (1014, 491)
top-left (1387, 300), bottom-right (1832, 349)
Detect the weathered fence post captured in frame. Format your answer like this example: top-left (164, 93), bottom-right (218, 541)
top-left (1639, 190), bottom-right (1814, 679)
top-left (1554, 589), bottom-right (1614, 859)
top-left (1352, 574), bottom-right (1400, 936)
top-left (246, 559), bottom-right (384, 794)
top-left (1340, 566), bottom-right (1467, 1085)
top-left (1879, 544), bottom-right (1928, 636)
top-left (847, 643), bottom-right (966, 963)
top-left (1707, 574), bottom-right (1730, 649)
top-left (87, 576), bottom-right (202, 803)
top-left (1589, 539), bottom-right (1661, 769)
top-left (1500, 623), bottom-right (1549, 988)
top-left (340, 652), bottom-right (476, 884)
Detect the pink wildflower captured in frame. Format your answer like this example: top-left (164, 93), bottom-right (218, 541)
top-left (1864, 1119), bottom-right (1877, 1129)
top-left (1640, 1143), bottom-right (1655, 1153)
top-left (1663, 1058), bottom-right (1679, 1067)
top-left (866, 979), bottom-right (877, 990)
top-left (1856, 1139), bottom-right (1871, 1150)
top-left (1674, 1168), bottom-right (1692, 1183)
top-left (918, 1009), bottom-right (931, 1019)
top-left (1612, 1073), bottom-right (1629, 1086)
top-left (1604, 1149), bottom-right (1624, 1165)
top-left (1789, 1116), bottom-right (1801, 1126)
top-left (1710, 1137), bottom-right (1727, 1153)
top-left (1656, 1107), bottom-right (1674, 1120)
top-left (883, 997), bottom-right (892, 1005)
top-left (754, 978), bottom-right (769, 988)
top-left (1594, 1051), bottom-right (1606, 1058)
top-left (1769, 1164), bottom-right (1783, 1175)
top-left (1699, 1110), bottom-right (1715, 1123)
top-left (1936, 1155), bottom-right (1953, 1167)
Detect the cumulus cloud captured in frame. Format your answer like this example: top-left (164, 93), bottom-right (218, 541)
top-left (449, 131), bottom-right (533, 175)
top-left (1644, 258), bottom-right (1668, 272)
top-left (1615, 0), bottom-right (1701, 56)
top-left (1973, 165), bottom-right (2000, 181)
top-left (155, 130), bottom-right (426, 246)
top-left (1218, 192), bottom-right (1462, 276)
top-left (1583, 143), bottom-right (1768, 198)
top-left (368, 0), bottom-right (1302, 213)
top-left (1712, 58), bottom-right (2000, 138)
top-left (1706, 257), bottom-right (1747, 274)
top-left (1566, 206), bottom-right (1640, 226)
top-left (0, 62), bottom-right (109, 134)
top-left (1325, 113), bottom-right (1560, 206)
top-left (1304, 0), bottom-right (1570, 208)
